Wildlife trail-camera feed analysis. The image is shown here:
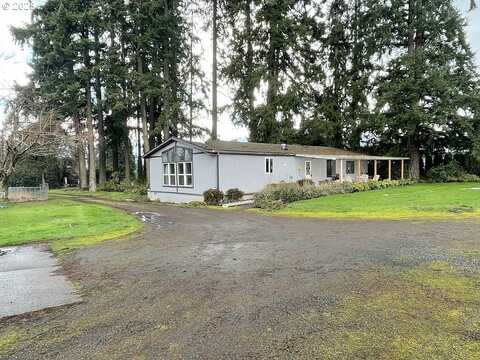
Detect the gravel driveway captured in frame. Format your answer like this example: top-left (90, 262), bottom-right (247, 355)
top-left (2, 199), bottom-right (479, 359)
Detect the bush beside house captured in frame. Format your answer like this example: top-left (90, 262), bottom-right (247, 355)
top-left (254, 179), bottom-right (414, 211)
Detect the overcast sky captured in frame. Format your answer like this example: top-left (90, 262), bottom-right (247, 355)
top-left (0, 0), bottom-right (479, 141)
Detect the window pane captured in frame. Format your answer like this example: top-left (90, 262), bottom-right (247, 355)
top-left (169, 163), bottom-right (176, 174)
top-left (163, 163), bottom-right (169, 174)
top-left (170, 175), bottom-right (176, 185)
top-left (270, 158), bottom-right (273, 173)
top-left (265, 158), bottom-right (269, 173)
top-left (186, 175), bottom-right (192, 186)
top-left (178, 176), bottom-right (185, 186)
top-left (163, 175), bottom-right (169, 185)
top-left (186, 162), bottom-right (192, 174)
top-left (178, 163), bottom-right (185, 175)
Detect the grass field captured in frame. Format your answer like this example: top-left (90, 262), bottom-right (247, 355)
top-left (277, 182), bottom-right (480, 219)
top-left (50, 188), bottom-right (147, 202)
top-left (0, 199), bottom-right (141, 252)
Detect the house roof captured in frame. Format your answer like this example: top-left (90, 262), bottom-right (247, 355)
top-left (143, 137), bottom-right (409, 160)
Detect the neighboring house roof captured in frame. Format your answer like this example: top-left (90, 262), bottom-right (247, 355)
top-left (144, 137), bottom-right (409, 160)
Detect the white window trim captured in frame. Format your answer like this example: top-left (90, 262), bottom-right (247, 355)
top-left (305, 161), bottom-right (312, 178)
top-left (163, 162), bottom-right (177, 186)
top-left (265, 157), bottom-right (274, 174)
top-left (163, 162), bottom-right (194, 188)
top-left (177, 162), bottom-right (194, 188)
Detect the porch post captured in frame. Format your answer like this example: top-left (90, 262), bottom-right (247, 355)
top-left (356, 159), bottom-right (361, 180)
top-left (374, 160), bottom-right (378, 178)
top-left (401, 159), bottom-right (404, 180)
top-left (340, 160), bottom-right (344, 182)
top-left (388, 160), bottom-right (392, 180)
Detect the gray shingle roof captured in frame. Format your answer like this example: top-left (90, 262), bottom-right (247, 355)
top-left (144, 137), bottom-right (408, 160)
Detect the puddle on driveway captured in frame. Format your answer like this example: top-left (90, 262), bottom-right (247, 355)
top-left (0, 245), bottom-right (81, 319)
top-left (134, 212), bottom-right (175, 228)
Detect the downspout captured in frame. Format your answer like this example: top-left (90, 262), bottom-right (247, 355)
top-left (175, 142), bottom-right (179, 193)
top-left (216, 152), bottom-right (220, 190)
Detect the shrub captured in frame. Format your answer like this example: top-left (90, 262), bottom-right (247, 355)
top-left (225, 188), bottom-right (244, 202)
top-left (297, 179), bottom-right (315, 187)
top-left (253, 179), bottom-right (414, 210)
top-left (253, 191), bottom-right (285, 211)
top-left (203, 188), bottom-right (224, 205)
top-left (98, 179), bottom-right (148, 195)
top-left (426, 161), bottom-right (480, 183)
top-left (427, 161), bottom-right (465, 182)
top-left (254, 181), bottom-right (356, 210)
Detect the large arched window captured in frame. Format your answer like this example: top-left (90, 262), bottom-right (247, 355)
top-left (162, 147), bottom-right (193, 187)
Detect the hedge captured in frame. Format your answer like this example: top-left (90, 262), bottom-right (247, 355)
top-left (254, 179), bottom-right (414, 210)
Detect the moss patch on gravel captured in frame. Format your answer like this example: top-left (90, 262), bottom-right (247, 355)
top-left (295, 258), bottom-right (480, 359)
top-left (0, 328), bottom-right (25, 356)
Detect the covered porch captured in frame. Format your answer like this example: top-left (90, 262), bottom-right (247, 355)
top-left (298, 154), bottom-right (410, 182)
top-left (336, 156), bottom-right (410, 182)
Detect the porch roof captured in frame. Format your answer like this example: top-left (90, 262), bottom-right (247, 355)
top-left (295, 154), bottom-right (409, 161)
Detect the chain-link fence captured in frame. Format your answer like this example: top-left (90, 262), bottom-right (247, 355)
top-left (7, 184), bottom-right (49, 202)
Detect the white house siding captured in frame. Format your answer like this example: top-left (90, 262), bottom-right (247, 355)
top-left (294, 157), bottom-right (328, 183)
top-left (148, 143), bottom-right (217, 202)
top-left (218, 155), bottom-right (331, 193)
top-left (218, 154), bottom-right (298, 194)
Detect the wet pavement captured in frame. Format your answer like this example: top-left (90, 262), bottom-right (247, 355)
top-left (0, 245), bottom-right (81, 319)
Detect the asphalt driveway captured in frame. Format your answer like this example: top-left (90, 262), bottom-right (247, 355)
top-left (1, 199), bottom-right (479, 359)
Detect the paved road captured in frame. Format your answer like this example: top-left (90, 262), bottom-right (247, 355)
top-left (0, 245), bottom-right (81, 318)
top-left (2, 199), bottom-right (479, 359)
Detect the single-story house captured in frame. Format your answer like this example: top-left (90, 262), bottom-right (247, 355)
top-left (144, 137), bottom-right (409, 203)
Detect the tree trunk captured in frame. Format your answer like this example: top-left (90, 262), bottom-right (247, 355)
top-left (112, 144), bottom-right (119, 174)
top-left (94, 31), bottom-right (106, 185)
top-left (136, 114), bottom-right (143, 180)
top-left (266, 19), bottom-right (279, 142)
top-left (408, 143), bottom-right (420, 180)
top-left (137, 55), bottom-right (150, 184)
top-left (0, 176), bottom-right (9, 198)
top-left (124, 141), bottom-right (131, 184)
top-left (74, 113), bottom-right (88, 189)
top-left (85, 82), bottom-right (97, 192)
top-left (211, 0), bottom-right (218, 140)
top-left (245, 0), bottom-right (256, 137)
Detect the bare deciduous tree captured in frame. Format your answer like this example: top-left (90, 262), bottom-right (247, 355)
top-left (0, 88), bottom-right (62, 196)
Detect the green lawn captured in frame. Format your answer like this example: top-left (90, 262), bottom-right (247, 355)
top-left (50, 188), bottom-right (147, 202)
top-left (0, 199), bottom-right (141, 252)
top-left (277, 182), bottom-right (480, 220)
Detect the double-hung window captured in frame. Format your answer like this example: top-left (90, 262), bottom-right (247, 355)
top-left (265, 157), bottom-right (274, 174)
top-left (163, 163), bottom-right (177, 186)
top-left (177, 162), bottom-right (193, 187)
top-left (162, 147), bottom-right (193, 187)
